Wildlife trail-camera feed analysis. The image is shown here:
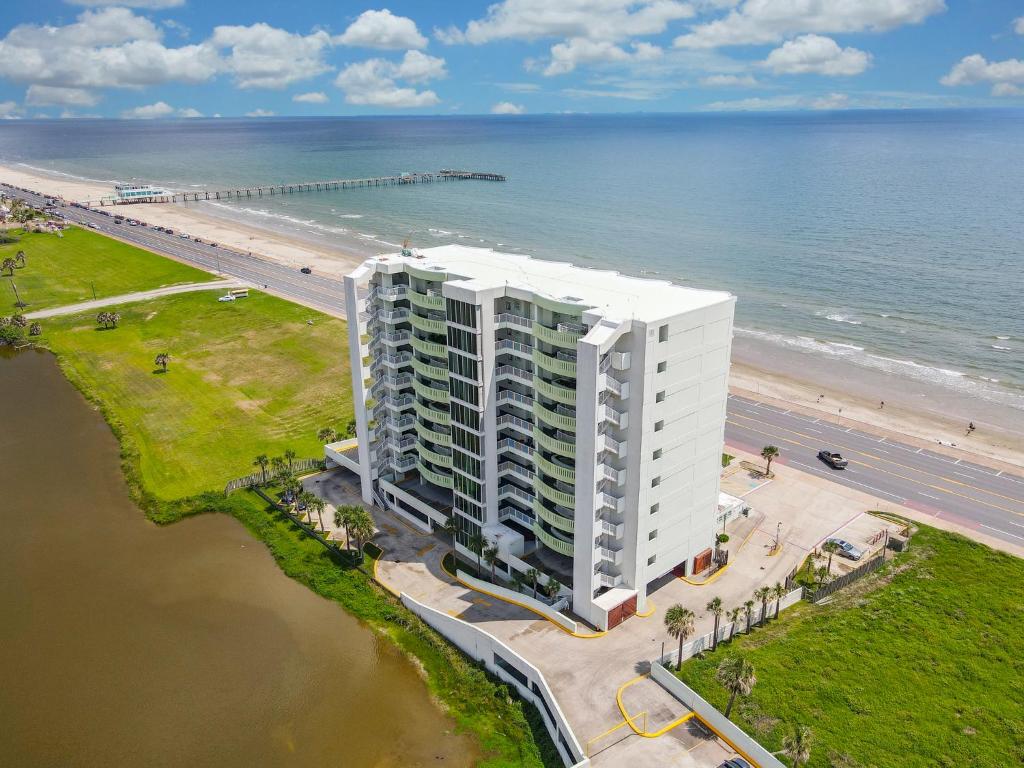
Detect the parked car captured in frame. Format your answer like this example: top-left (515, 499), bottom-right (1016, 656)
top-left (300, 266), bottom-right (312, 274)
top-left (718, 759), bottom-right (751, 768)
top-left (87, 222), bottom-right (99, 229)
top-left (817, 449), bottom-right (848, 469)
top-left (217, 294), bottom-right (235, 302)
top-left (179, 232), bottom-right (190, 238)
top-left (165, 229), bottom-right (173, 235)
top-left (208, 242), bottom-right (217, 247)
top-left (826, 538), bottom-right (864, 561)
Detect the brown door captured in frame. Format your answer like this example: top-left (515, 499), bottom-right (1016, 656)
top-left (693, 548), bottom-right (713, 575)
top-left (607, 595), bottom-right (637, 630)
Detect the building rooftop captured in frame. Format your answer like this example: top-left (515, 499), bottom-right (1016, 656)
top-left (365, 244), bottom-right (733, 322)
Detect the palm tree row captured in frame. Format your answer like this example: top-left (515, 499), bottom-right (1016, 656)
top-left (315, 419), bottom-right (358, 444)
top-left (334, 504), bottom-right (375, 560)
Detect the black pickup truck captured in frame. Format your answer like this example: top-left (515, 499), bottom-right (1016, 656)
top-left (818, 450), bottom-right (849, 469)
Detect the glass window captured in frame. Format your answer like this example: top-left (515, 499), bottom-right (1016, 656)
top-left (447, 326), bottom-right (478, 355)
top-left (450, 377), bottom-right (480, 406)
top-left (448, 351), bottom-right (478, 380)
top-left (446, 298), bottom-right (478, 329)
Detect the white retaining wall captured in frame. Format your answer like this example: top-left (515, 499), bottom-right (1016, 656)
top-left (456, 569), bottom-right (579, 633)
top-left (650, 663), bottom-right (785, 768)
top-left (401, 593), bottom-right (589, 768)
top-left (657, 587), bottom-right (804, 667)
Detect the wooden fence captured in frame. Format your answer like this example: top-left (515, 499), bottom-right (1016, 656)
top-left (803, 553), bottom-right (887, 603)
top-left (223, 457), bottom-right (326, 494)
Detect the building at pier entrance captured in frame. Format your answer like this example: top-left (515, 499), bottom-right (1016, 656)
top-left (339, 244), bottom-right (735, 630)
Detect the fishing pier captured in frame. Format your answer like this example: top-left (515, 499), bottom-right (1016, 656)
top-left (96, 169), bottom-right (506, 206)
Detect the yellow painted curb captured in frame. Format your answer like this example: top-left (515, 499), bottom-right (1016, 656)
top-left (441, 556), bottom-right (608, 639)
top-left (615, 674), bottom-right (695, 738)
top-left (370, 548), bottom-right (401, 597)
top-left (679, 520), bottom-right (761, 586)
top-left (635, 601), bottom-right (657, 618)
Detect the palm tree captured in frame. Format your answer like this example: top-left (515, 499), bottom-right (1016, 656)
top-left (822, 540), bottom-right (840, 572)
top-left (317, 427), bottom-right (337, 443)
top-left (772, 582), bottom-right (787, 619)
top-left (11, 314), bottom-right (26, 328)
top-left (726, 607), bottom-right (743, 642)
top-left (253, 454), bottom-right (269, 485)
top-left (664, 604), bottom-right (696, 670)
top-left (109, 311), bottom-right (121, 328)
top-left (154, 352), bottom-right (169, 372)
top-left (510, 570), bottom-right (526, 594)
top-left (335, 505), bottom-right (357, 550)
top-left (1, 258), bottom-right (14, 276)
top-left (284, 448), bottom-right (297, 473)
top-left (96, 311), bottom-right (109, 328)
top-left (349, 507), bottom-right (375, 561)
top-left (707, 596), bottom-right (724, 651)
top-left (716, 655), bottom-right (757, 719)
top-left (441, 515), bottom-right (457, 546)
top-left (755, 586), bottom-right (772, 626)
top-left (781, 724), bottom-right (813, 767)
top-left (545, 578), bottom-right (562, 601)
top-left (270, 456), bottom-right (286, 481)
top-left (14, 251), bottom-right (25, 268)
top-left (344, 418), bottom-right (357, 438)
top-left (761, 445), bottom-right (779, 475)
top-left (282, 476), bottom-right (300, 507)
top-left (743, 600), bottom-right (755, 633)
top-left (28, 321), bottom-right (41, 337)
top-left (526, 567), bottom-right (540, 599)
top-left (309, 496), bottom-right (326, 532)
top-left (815, 565), bottom-right (830, 589)
top-left (466, 531), bottom-right (486, 577)
top-left (483, 544), bottom-right (500, 583)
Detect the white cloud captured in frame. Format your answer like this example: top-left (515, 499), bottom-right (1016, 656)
top-left (337, 9), bottom-right (427, 50)
top-left (66, 1), bottom-right (185, 7)
top-left (0, 8), bottom-right (219, 90)
top-left (543, 38), bottom-right (665, 75)
top-left (491, 101), bottom-right (526, 114)
top-left (763, 34), bottom-right (871, 76)
top-left (700, 94), bottom-right (802, 110)
top-left (1015, 16), bottom-right (1024, 35)
top-left (437, 0), bottom-right (694, 44)
top-left (293, 91), bottom-right (329, 103)
top-left (335, 51), bottom-right (445, 108)
top-left (699, 73), bottom-right (757, 86)
top-left (811, 91), bottom-right (849, 109)
top-left (497, 82), bottom-right (541, 92)
top-left (177, 107), bottom-right (203, 117)
top-left (121, 100), bottom-right (174, 119)
top-left (941, 54), bottom-right (1024, 96)
top-left (0, 101), bottom-right (21, 119)
top-left (26, 85), bottom-right (100, 107)
top-left (245, 108), bottom-right (275, 117)
top-left (676, 0), bottom-right (945, 48)
top-left (211, 23), bottom-right (332, 89)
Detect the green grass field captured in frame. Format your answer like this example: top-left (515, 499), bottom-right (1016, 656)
top-left (42, 290), bottom-right (351, 498)
top-left (2, 226), bottom-right (215, 312)
top-left (679, 526), bottom-right (1024, 767)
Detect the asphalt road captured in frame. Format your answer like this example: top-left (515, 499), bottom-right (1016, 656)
top-left (725, 394), bottom-right (1024, 547)
top-left (8, 185), bottom-right (1024, 548)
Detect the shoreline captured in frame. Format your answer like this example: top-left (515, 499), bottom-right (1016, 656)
top-left (4, 161), bottom-right (1021, 470)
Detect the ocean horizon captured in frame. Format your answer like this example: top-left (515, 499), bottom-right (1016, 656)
top-left (2, 110), bottom-right (1022, 425)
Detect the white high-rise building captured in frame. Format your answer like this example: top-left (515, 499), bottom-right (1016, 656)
top-left (342, 245), bottom-right (735, 630)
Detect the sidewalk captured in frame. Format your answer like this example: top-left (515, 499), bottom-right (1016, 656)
top-left (25, 279), bottom-right (243, 319)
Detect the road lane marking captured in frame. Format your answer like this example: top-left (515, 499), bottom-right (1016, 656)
top-left (919, 492), bottom-right (941, 500)
top-left (980, 524), bottom-right (1024, 542)
top-left (727, 412), bottom-right (1024, 508)
top-left (789, 460), bottom-right (905, 502)
top-left (727, 418), bottom-right (1024, 516)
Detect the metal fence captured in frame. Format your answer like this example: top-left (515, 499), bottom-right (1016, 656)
top-left (223, 457), bottom-right (326, 494)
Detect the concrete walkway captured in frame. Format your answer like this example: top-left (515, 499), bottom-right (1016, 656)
top-left (25, 279), bottom-right (245, 319)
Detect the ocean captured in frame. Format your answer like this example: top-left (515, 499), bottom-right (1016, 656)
top-left (2, 111), bottom-right (1022, 423)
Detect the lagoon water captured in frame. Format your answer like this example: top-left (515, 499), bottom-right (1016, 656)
top-left (1, 111), bottom-right (1022, 419)
top-left (0, 349), bottom-right (476, 768)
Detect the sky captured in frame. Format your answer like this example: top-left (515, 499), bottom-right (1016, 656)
top-left (0, 1), bottom-right (1022, 119)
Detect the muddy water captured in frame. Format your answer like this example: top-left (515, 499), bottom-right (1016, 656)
top-left (0, 349), bottom-right (476, 767)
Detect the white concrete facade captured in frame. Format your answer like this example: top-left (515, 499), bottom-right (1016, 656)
top-left (344, 245), bottom-right (735, 630)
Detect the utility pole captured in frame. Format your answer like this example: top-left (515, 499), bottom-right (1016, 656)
top-left (11, 279), bottom-right (26, 309)
top-left (91, 282), bottom-right (97, 300)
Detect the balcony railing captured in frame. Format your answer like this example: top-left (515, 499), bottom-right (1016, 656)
top-left (533, 500), bottom-right (575, 533)
top-left (376, 352), bottom-right (413, 370)
top-left (601, 405), bottom-right (628, 429)
top-left (499, 484), bottom-right (536, 506)
top-left (373, 285), bottom-right (408, 301)
top-left (499, 505), bottom-right (535, 527)
top-left (597, 492), bottom-right (625, 514)
top-left (534, 523), bottom-right (574, 557)
top-left (535, 452), bottom-right (575, 484)
top-left (415, 421), bottom-right (451, 447)
top-left (497, 460), bottom-right (534, 482)
top-left (496, 365), bottom-right (534, 385)
top-left (493, 312), bottom-right (532, 330)
top-left (497, 437), bottom-right (534, 461)
top-left (412, 357), bottom-right (449, 382)
top-left (533, 375), bottom-right (576, 406)
top-left (533, 348), bottom-right (577, 377)
top-left (536, 475), bottom-right (575, 508)
top-left (380, 394), bottom-right (415, 411)
top-left (532, 321), bottom-right (584, 349)
top-left (408, 287), bottom-right (446, 311)
top-left (389, 454), bottom-right (417, 472)
top-left (533, 426), bottom-right (576, 459)
top-left (417, 442), bottom-right (452, 469)
top-left (534, 401), bottom-right (576, 432)
top-left (597, 546), bottom-right (624, 566)
top-left (598, 464), bottom-right (625, 485)
top-left (381, 414), bottom-right (416, 434)
top-left (496, 339), bottom-right (534, 359)
top-left (411, 335), bottom-right (447, 358)
top-left (496, 413), bottom-right (533, 436)
top-left (379, 330), bottom-right (412, 346)
top-left (410, 313), bottom-right (446, 335)
top-left (414, 400), bottom-right (450, 426)
top-left (596, 572), bottom-right (624, 589)
top-left (497, 389), bottom-right (535, 410)
top-left (417, 460), bottom-right (453, 489)
top-left (597, 519), bottom-right (625, 538)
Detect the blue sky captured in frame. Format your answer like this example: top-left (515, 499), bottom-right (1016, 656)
top-left (0, 1), bottom-right (1022, 118)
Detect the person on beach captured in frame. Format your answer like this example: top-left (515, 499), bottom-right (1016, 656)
top-left (817, 394), bottom-right (824, 403)
top-left (880, 401), bottom-right (885, 409)
top-left (967, 422), bottom-right (975, 435)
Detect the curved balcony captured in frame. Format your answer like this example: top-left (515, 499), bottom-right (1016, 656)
top-left (533, 375), bottom-right (576, 406)
top-left (414, 379), bottom-right (450, 404)
top-left (533, 426), bottom-right (576, 459)
top-left (532, 321), bottom-right (584, 349)
top-left (535, 474), bottom-right (575, 508)
top-left (534, 401), bottom-right (576, 432)
top-left (417, 460), bottom-right (453, 489)
top-left (533, 499), bottom-right (575, 533)
top-left (408, 287), bottom-right (446, 311)
top-left (535, 452), bottom-right (575, 484)
top-left (411, 335), bottom-right (447, 358)
top-left (415, 421), bottom-right (451, 447)
top-left (410, 313), bottom-right (446, 335)
top-left (414, 400), bottom-right (450, 426)
top-left (533, 348), bottom-right (577, 377)
top-left (417, 443), bottom-right (452, 469)
top-left (533, 523), bottom-right (574, 557)
top-left (412, 357), bottom-right (449, 382)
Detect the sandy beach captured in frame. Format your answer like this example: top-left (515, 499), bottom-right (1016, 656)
top-left (4, 161), bottom-right (1022, 470)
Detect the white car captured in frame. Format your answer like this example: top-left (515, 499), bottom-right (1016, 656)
top-left (217, 294), bottom-right (235, 302)
top-left (179, 233), bottom-right (190, 239)
top-left (87, 222), bottom-right (99, 229)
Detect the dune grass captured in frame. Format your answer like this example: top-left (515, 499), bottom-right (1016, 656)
top-left (40, 289), bottom-right (350, 499)
top-left (2, 226), bottom-right (215, 312)
top-left (678, 526), bottom-right (1024, 767)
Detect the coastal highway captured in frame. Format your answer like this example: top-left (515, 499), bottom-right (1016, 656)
top-left (8, 186), bottom-right (1024, 547)
top-left (726, 395), bottom-right (1024, 548)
